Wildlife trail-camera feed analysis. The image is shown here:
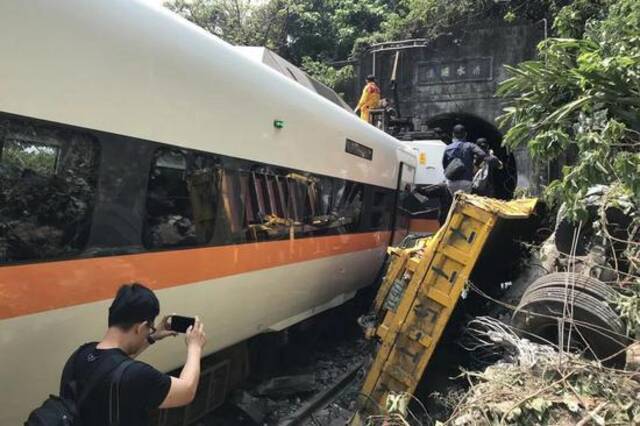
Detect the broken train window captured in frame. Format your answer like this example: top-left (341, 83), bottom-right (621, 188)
top-left (244, 168), bottom-right (303, 241)
top-left (368, 189), bottom-right (395, 230)
top-left (212, 167), bottom-right (263, 244)
top-left (243, 168), bottom-right (365, 238)
top-left (309, 178), bottom-right (364, 233)
top-left (0, 114), bottom-right (100, 264)
top-left (144, 148), bottom-right (220, 249)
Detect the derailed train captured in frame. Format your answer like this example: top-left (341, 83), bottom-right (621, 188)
top-left (0, 0), bottom-right (417, 423)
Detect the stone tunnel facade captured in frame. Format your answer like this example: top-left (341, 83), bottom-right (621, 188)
top-left (352, 21), bottom-right (547, 193)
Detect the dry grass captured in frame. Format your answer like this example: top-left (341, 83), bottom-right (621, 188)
top-left (447, 317), bottom-right (640, 426)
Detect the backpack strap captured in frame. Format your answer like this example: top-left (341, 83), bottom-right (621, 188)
top-left (76, 352), bottom-right (130, 408)
top-left (453, 142), bottom-right (465, 159)
top-left (444, 142), bottom-right (463, 165)
top-left (61, 342), bottom-right (95, 399)
top-left (108, 359), bottom-right (135, 426)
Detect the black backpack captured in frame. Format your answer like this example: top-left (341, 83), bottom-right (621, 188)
top-left (25, 346), bottom-right (133, 426)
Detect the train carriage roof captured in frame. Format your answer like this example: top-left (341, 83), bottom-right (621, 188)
top-left (235, 47), bottom-right (352, 112)
top-left (0, 0), bottom-right (416, 189)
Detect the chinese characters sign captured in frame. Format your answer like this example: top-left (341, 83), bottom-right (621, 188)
top-left (417, 57), bottom-right (493, 85)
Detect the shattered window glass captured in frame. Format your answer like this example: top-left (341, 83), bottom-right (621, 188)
top-left (334, 181), bottom-right (364, 231)
top-left (244, 169), bottom-right (302, 241)
top-left (144, 148), bottom-right (220, 249)
top-left (369, 190), bottom-right (395, 230)
top-left (308, 178), bottom-right (364, 233)
top-left (240, 169), bottom-right (367, 240)
top-left (0, 115), bottom-right (100, 264)
top-left (213, 168), bottom-right (254, 244)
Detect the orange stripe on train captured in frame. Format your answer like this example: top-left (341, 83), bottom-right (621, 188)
top-left (0, 231), bottom-right (390, 320)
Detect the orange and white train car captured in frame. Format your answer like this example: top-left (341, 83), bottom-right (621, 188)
top-left (0, 0), bottom-right (416, 423)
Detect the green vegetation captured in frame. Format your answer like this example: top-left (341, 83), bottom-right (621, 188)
top-left (2, 140), bottom-right (58, 176)
top-left (300, 58), bottom-right (354, 95)
top-left (164, 0), bottom-right (389, 84)
top-left (166, 0), bottom-right (390, 64)
top-left (498, 0), bottom-right (640, 218)
top-left (164, 0), bottom-right (561, 87)
top-left (360, 0), bottom-right (557, 47)
top-left (498, 0), bottom-right (640, 333)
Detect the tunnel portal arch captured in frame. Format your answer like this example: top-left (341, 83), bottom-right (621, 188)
top-left (426, 113), bottom-right (517, 199)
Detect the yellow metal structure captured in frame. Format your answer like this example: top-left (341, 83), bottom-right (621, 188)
top-left (352, 194), bottom-right (538, 424)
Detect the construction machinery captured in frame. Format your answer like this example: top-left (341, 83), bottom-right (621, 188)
top-left (350, 193), bottom-right (540, 425)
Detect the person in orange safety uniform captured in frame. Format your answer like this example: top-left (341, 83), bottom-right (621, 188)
top-left (354, 75), bottom-right (381, 123)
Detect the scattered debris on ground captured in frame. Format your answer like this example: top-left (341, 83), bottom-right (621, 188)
top-left (254, 374), bottom-right (317, 398)
top-left (197, 335), bottom-right (370, 425)
top-left (230, 391), bottom-right (270, 424)
top-left (198, 188), bottom-right (640, 426)
top-left (261, 339), bottom-right (369, 424)
top-left (449, 317), bottom-right (640, 425)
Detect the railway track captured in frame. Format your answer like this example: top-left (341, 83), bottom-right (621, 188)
top-left (281, 362), bottom-right (364, 426)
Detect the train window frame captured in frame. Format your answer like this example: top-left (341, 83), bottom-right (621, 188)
top-left (143, 147), bottom-right (221, 250)
top-left (0, 112), bottom-right (396, 266)
top-left (0, 115), bottom-right (100, 265)
top-left (360, 187), bottom-right (394, 232)
top-left (286, 177), bottom-right (305, 223)
top-left (244, 168), bottom-right (306, 240)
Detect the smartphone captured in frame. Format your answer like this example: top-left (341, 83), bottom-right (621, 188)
top-left (169, 315), bottom-right (195, 333)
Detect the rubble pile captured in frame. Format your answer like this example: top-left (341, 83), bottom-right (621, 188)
top-left (449, 317), bottom-right (640, 426)
top-left (198, 338), bottom-right (370, 425)
top-left (443, 187), bottom-right (640, 425)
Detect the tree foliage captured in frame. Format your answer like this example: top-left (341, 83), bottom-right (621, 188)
top-left (164, 0), bottom-right (387, 86)
top-left (300, 58), bottom-right (354, 97)
top-left (164, 0), bottom-right (563, 87)
top-left (1, 141), bottom-right (58, 176)
top-left (165, 0), bottom-right (388, 61)
top-left (497, 0), bottom-right (640, 218)
top-left (165, 0), bottom-right (291, 52)
top-left (352, 0), bottom-right (567, 56)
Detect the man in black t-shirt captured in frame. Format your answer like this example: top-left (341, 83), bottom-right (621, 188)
top-left (60, 283), bottom-right (207, 425)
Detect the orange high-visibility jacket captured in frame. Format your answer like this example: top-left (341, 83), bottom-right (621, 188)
top-left (356, 82), bottom-right (381, 121)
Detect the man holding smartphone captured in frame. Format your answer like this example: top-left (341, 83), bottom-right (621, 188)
top-left (59, 283), bottom-right (207, 425)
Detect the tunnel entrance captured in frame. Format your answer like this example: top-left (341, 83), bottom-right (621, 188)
top-left (426, 113), bottom-right (517, 199)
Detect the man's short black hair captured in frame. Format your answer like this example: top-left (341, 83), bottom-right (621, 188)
top-left (452, 124), bottom-right (466, 139)
top-left (108, 283), bottom-right (160, 329)
top-left (366, 74), bottom-right (376, 82)
top-left (475, 137), bottom-right (487, 147)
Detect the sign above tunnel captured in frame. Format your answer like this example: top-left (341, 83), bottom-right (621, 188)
top-left (417, 57), bottom-right (493, 85)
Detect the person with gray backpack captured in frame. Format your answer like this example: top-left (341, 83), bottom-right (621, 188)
top-left (472, 137), bottom-right (503, 197)
top-left (26, 283), bottom-right (207, 426)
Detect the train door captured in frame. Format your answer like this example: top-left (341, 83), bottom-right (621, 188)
top-left (391, 161), bottom-right (415, 246)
